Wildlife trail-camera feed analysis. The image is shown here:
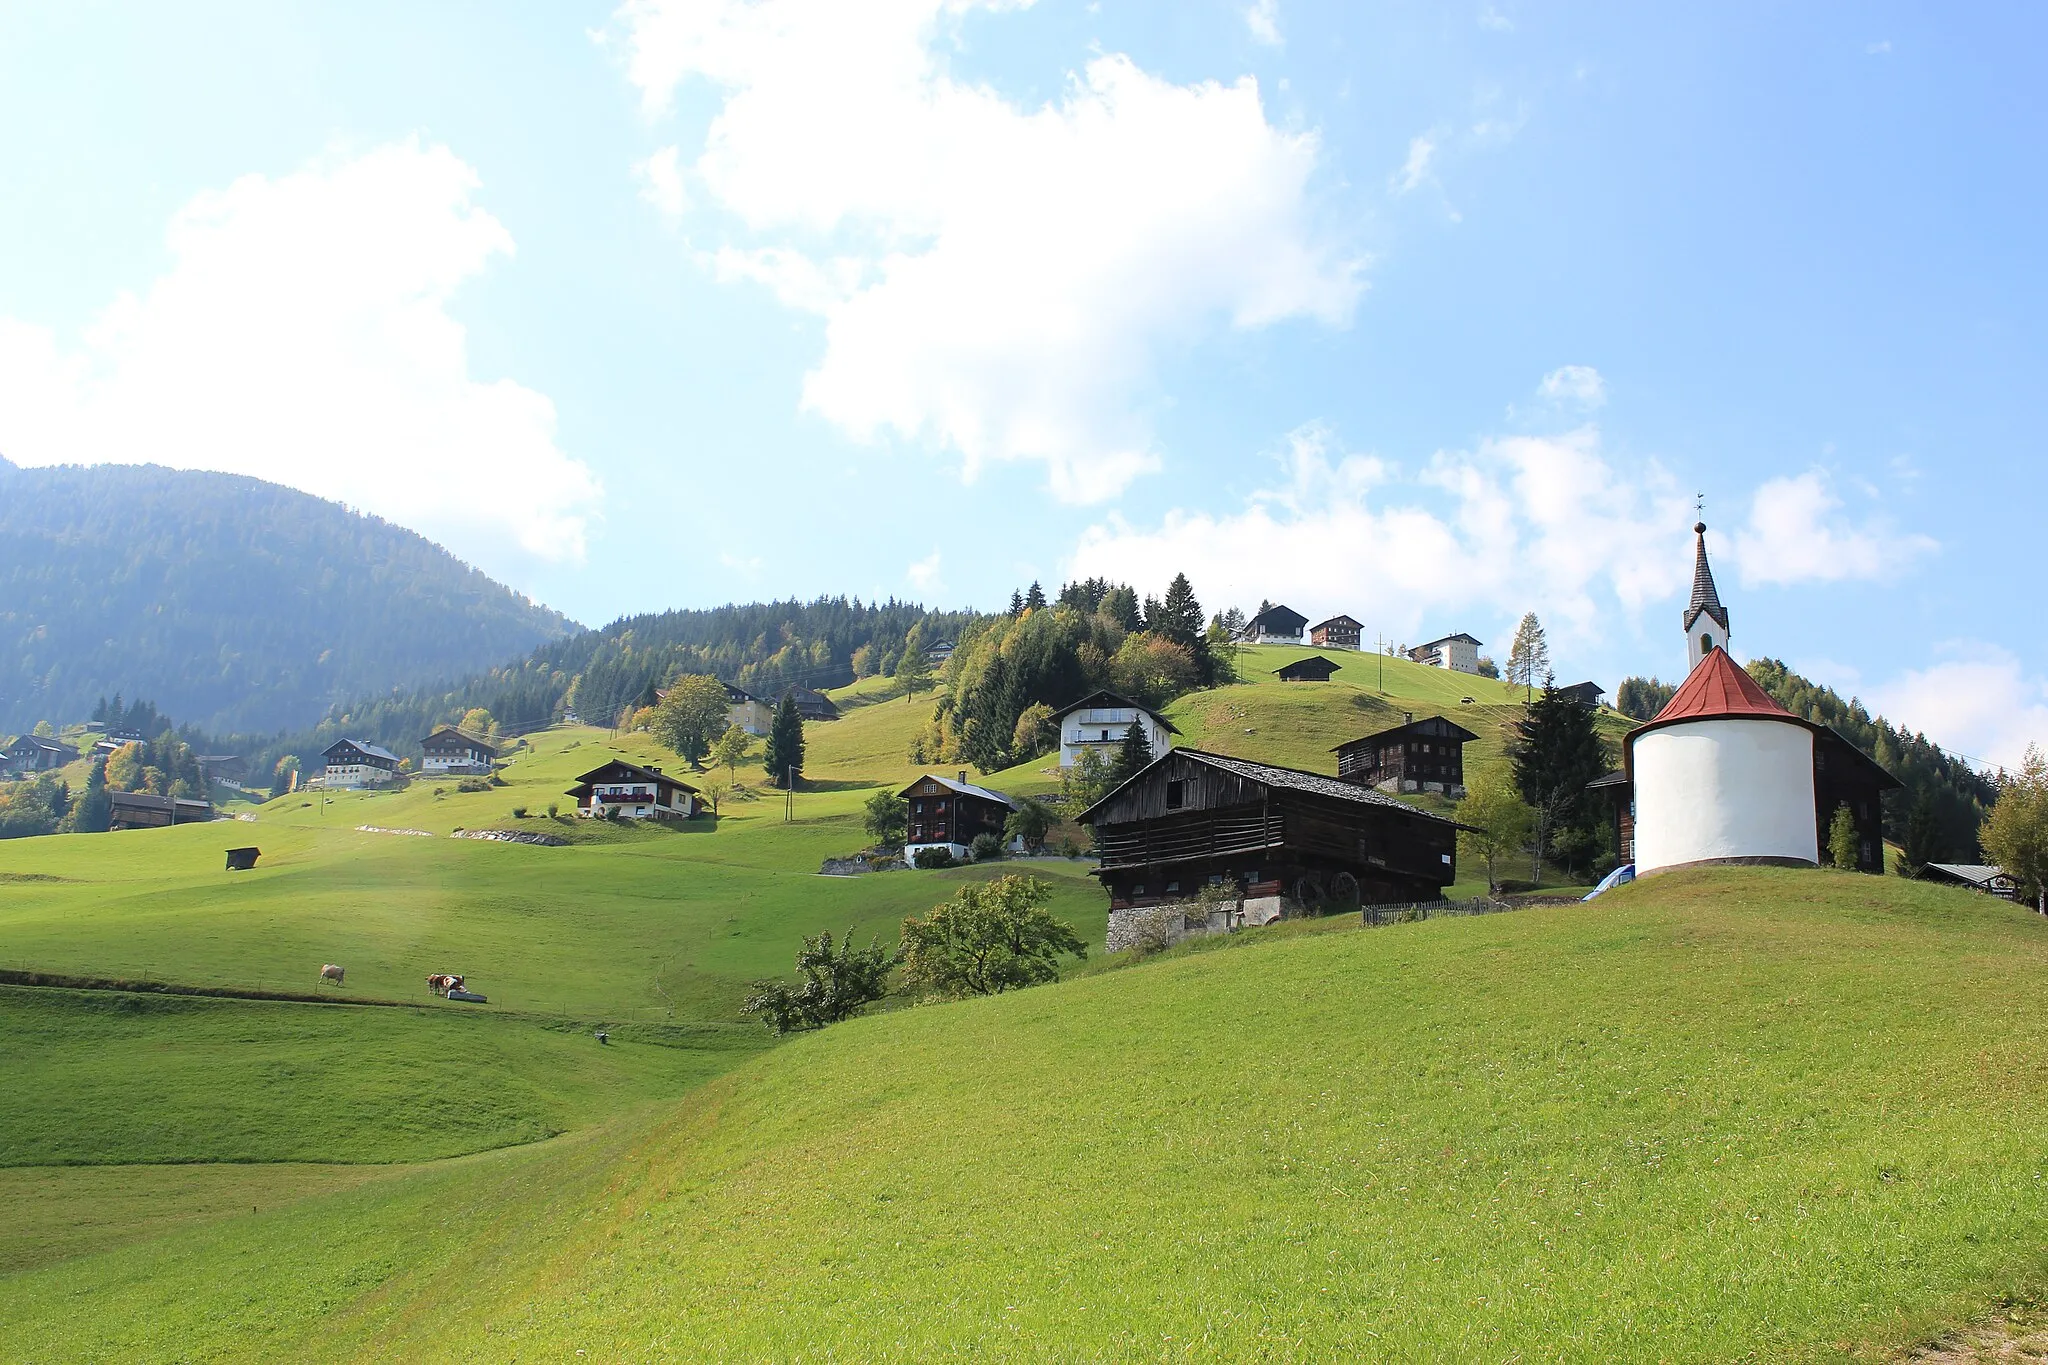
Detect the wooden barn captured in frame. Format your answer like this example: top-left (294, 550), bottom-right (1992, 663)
top-left (108, 791), bottom-right (212, 830)
top-left (1309, 615), bottom-right (1362, 650)
top-left (1275, 655), bottom-right (1340, 683)
top-left (1077, 748), bottom-right (1466, 911)
top-left (1333, 714), bottom-right (1478, 795)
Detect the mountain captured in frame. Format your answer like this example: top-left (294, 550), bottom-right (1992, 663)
top-left (0, 457), bottom-right (578, 734)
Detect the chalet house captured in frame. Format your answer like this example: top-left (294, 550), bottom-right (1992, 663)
top-left (420, 727), bottom-right (497, 775)
top-left (1405, 633), bottom-right (1484, 675)
top-left (1051, 690), bottom-right (1180, 770)
top-left (1275, 655), bottom-right (1340, 683)
top-left (901, 772), bottom-right (1019, 864)
top-left (1309, 615), bottom-right (1362, 650)
top-left (320, 739), bottom-right (401, 789)
top-left (4, 734), bottom-right (78, 773)
top-left (1922, 863), bottom-right (2021, 899)
top-left (1078, 749), bottom-right (1467, 926)
top-left (1333, 714), bottom-right (1478, 796)
top-left (925, 640), bottom-right (956, 666)
top-left (725, 683), bottom-right (774, 737)
top-left (108, 791), bottom-right (212, 830)
top-left (566, 758), bottom-right (700, 820)
top-left (196, 755), bottom-right (248, 789)
top-left (1557, 681), bottom-right (1606, 708)
top-left (781, 686), bottom-right (841, 722)
top-left (1236, 604), bottom-right (1309, 644)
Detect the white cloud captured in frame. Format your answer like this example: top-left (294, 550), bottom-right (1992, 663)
top-left (907, 548), bottom-right (944, 593)
top-left (1729, 470), bottom-right (1935, 588)
top-left (1068, 421), bottom-right (1696, 643)
top-left (615, 0), bottom-right (1360, 504)
top-left (635, 144), bottom-right (689, 220)
top-left (1478, 6), bottom-right (1514, 32)
top-left (0, 140), bottom-right (599, 566)
top-left (1866, 40), bottom-right (1892, 55)
top-left (1537, 364), bottom-right (1606, 410)
top-left (1391, 131), bottom-right (1438, 195)
top-left (1869, 649), bottom-right (2048, 770)
top-left (1245, 0), bottom-right (1282, 45)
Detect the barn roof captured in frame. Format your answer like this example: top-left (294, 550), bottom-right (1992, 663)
top-left (1333, 715), bottom-right (1480, 751)
top-left (1275, 655), bottom-right (1340, 680)
top-left (1049, 689), bottom-right (1183, 735)
top-left (1078, 748), bottom-right (1468, 828)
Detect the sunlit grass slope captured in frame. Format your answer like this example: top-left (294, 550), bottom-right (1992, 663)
top-left (10, 869), bottom-right (2048, 1359)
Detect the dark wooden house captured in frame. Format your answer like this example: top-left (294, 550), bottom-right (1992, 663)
top-left (566, 758), bottom-right (700, 820)
top-left (1333, 714), bottom-right (1478, 795)
top-left (780, 686), bottom-right (841, 722)
top-left (901, 772), bottom-right (1018, 863)
top-left (1309, 615), bottom-right (1362, 650)
top-left (1588, 769), bottom-right (1634, 863)
top-left (1557, 681), bottom-right (1605, 708)
top-left (108, 791), bottom-right (212, 830)
top-left (1275, 655), bottom-right (1340, 683)
top-left (1078, 748), bottom-right (1467, 910)
top-left (4, 734), bottom-right (78, 773)
top-left (420, 726), bottom-right (497, 775)
top-left (1237, 604), bottom-right (1309, 644)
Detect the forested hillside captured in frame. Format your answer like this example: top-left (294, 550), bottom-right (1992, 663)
top-left (0, 458), bottom-right (576, 734)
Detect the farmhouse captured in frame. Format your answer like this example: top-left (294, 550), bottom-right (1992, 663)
top-left (1405, 633), bottom-right (1484, 675)
top-left (725, 683), bottom-right (773, 737)
top-left (565, 758), bottom-right (700, 820)
top-left (780, 686), bottom-right (840, 722)
top-left (1921, 863), bottom-right (2020, 898)
top-left (196, 754), bottom-right (248, 789)
top-left (1078, 749), bottom-right (1467, 932)
top-left (1597, 525), bottom-right (1900, 875)
top-left (419, 727), bottom-right (496, 775)
top-left (3, 734), bottom-right (78, 773)
top-left (320, 738), bottom-right (400, 789)
top-left (1236, 604), bottom-right (1309, 644)
top-left (1333, 714), bottom-right (1478, 796)
top-left (1557, 681), bottom-right (1606, 708)
top-left (108, 791), bottom-right (212, 830)
top-left (1275, 655), bottom-right (1340, 683)
top-left (1051, 690), bottom-right (1180, 769)
top-left (901, 772), bottom-right (1018, 865)
top-left (1309, 615), bottom-right (1362, 650)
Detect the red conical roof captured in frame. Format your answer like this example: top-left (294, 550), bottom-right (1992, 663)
top-left (1650, 648), bottom-right (1790, 724)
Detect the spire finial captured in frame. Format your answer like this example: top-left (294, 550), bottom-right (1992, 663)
top-left (1694, 491), bottom-right (1706, 534)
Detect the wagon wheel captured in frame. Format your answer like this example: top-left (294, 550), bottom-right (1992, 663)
top-left (1291, 872), bottom-right (1328, 918)
top-left (1330, 871), bottom-right (1361, 910)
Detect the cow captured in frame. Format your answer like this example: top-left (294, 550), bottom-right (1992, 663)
top-left (426, 973), bottom-right (453, 996)
top-left (319, 963), bottom-right (345, 988)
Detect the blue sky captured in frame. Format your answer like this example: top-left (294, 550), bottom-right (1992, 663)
top-left (2, 2), bottom-right (2044, 763)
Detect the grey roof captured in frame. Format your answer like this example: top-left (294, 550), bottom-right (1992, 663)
top-left (422, 725), bottom-right (497, 755)
top-left (1049, 689), bottom-right (1184, 735)
top-left (1586, 768), bottom-right (1631, 789)
top-left (898, 773), bottom-right (1020, 810)
top-left (1926, 863), bottom-right (2009, 885)
top-left (1082, 748), bottom-right (1468, 829)
top-left (324, 738), bottom-right (400, 764)
top-left (1685, 523), bottom-right (1729, 631)
top-left (1414, 632), bottom-right (1483, 649)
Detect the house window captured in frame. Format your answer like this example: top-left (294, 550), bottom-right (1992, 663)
top-left (1132, 884), bottom-right (1145, 897)
top-left (1165, 880), bottom-right (1180, 894)
top-left (1165, 780), bottom-right (1185, 810)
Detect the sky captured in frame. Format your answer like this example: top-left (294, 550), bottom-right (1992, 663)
top-left (1, 2), bottom-right (2044, 766)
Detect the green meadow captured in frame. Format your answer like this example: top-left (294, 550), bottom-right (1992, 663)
top-left (6, 654), bottom-right (2040, 1359)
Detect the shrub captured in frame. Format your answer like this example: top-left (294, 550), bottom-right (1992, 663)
top-left (510, 806), bottom-right (528, 819)
top-left (862, 790), bottom-right (908, 847)
top-left (1004, 797), bottom-right (1055, 853)
top-left (547, 801), bottom-right (559, 819)
top-left (456, 777), bottom-right (492, 793)
top-left (970, 831), bottom-right (1005, 862)
top-left (913, 847), bottom-right (958, 870)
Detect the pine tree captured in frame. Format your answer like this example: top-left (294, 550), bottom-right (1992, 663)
top-left (1897, 793), bottom-right (1942, 878)
top-left (1111, 720), bottom-right (1154, 784)
top-left (764, 692), bottom-right (805, 789)
top-left (1506, 613), bottom-right (1550, 700)
top-left (1008, 589), bottom-right (1025, 616)
top-left (1507, 676), bottom-right (1610, 882)
top-left (1024, 581), bottom-right (1047, 611)
top-left (70, 756), bottom-right (112, 834)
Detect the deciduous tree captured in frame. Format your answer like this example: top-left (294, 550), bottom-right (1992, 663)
top-left (1010, 701), bottom-right (1058, 761)
top-left (862, 789), bottom-right (908, 847)
top-left (1982, 745), bottom-right (2048, 913)
top-left (1826, 803), bottom-right (1861, 870)
top-left (708, 724), bottom-right (754, 784)
top-left (741, 929), bottom-right (896, 1033)
top-left (899, 875), bottom-right (1086, 997)
top-left (1506, 613), bottom-right (1551, 700)
top-left (1458, 765), bottom-right (1534, 893)
top-left (1004, 796), bottom-right (1056, 853)
top-left (649, 674), bottom-right (731, 765)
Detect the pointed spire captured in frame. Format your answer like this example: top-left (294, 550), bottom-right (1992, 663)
top-left (1683, 521), bottom-right (1728, 633)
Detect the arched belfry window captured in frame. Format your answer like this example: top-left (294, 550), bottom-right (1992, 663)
top-left (1700, 633), bottom-right (1715, 654)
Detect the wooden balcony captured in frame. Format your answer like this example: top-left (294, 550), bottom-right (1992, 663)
top-left (1094, 809), bottom-right (1286, 869)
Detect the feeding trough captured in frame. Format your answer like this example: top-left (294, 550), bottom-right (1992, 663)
top-left (446, 988), bottom-right (489, 1004)
top-left (225, 847), bottom-right (260, 871)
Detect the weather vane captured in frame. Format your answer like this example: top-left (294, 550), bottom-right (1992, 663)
top-left (1695, 491), bottom-right (1705, 520)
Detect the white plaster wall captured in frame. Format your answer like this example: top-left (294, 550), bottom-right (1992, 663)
top-left (1633, 717), bottom-right (1816, 873)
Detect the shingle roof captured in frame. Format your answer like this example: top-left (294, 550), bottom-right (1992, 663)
top-left (898, 773), bottom-right (1019, 809)
top-left (325, 738), bottom-right (400, 764)
top-left (1685, 522), bottom-right (1729, 632)
top-left (1082, 748), bottom-right (1468, 829)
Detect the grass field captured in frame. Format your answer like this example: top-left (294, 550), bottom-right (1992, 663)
top-left (19, 655), bottom-right (2036, 1359)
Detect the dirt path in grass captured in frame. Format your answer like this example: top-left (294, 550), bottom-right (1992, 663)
top-left (1903, 1308), bottom-right (2048, 1362)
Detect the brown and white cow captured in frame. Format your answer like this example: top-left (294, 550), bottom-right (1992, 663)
top-left (318, 963), bottom-right (345, 988)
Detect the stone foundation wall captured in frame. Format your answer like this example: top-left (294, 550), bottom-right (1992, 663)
top-left (1107, 895), bottom-right (1293, 953)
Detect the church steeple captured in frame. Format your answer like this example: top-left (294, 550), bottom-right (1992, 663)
top-left (1682, 521), bottom-right (1730, 673)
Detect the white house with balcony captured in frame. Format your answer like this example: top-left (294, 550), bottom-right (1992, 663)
top-left (1405, 632), bottom-right (1484, 675)
top-left (566, 758), bottom-right (700, 820)
top-left (1050, 690), bottom-right (1180, 769)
